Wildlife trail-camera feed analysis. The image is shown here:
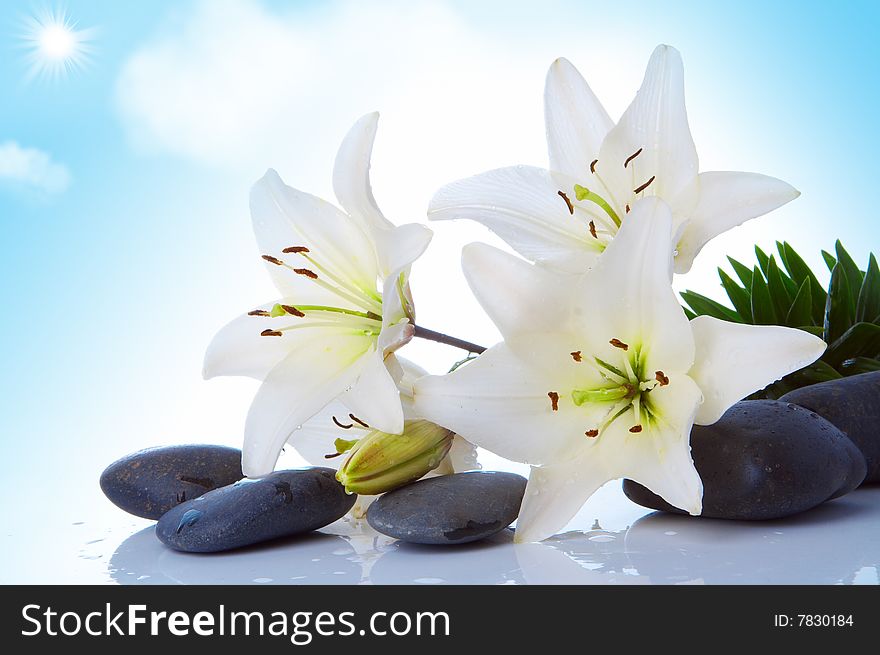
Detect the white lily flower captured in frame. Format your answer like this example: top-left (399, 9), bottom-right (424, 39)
top-left (203, 113), bottom-right (433, 478)
top-left (428, 44), bottom-right (799, 274)
top-left (413, 197), bottom-right (825, 543)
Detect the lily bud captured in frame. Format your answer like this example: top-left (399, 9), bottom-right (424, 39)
top-left (336, 420), bottom-right (455, 495)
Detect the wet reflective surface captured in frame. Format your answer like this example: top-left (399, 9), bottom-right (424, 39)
top-left (96, 484), bottom-right (880, 585)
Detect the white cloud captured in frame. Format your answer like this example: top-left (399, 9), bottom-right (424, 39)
top-left (0, 141), bottom-right (70, 194)
top-left (114, 0), bottom-right (643, 178)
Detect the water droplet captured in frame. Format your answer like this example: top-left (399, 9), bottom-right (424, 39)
top-left (253, 577), bottom-right (273, 584)
top-left (664, 530), bottom-right (677, 536)
top-left (176, 509), bottom-right (203, 534)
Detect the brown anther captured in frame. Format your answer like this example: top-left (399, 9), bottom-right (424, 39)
top-left (323, 451), bottom-right (344, 459)
top-left (570, 350), bottom-right (583, 362)
top-left (590, 159), bottom-right (598, 173)
top-left (633, 175), bottom-right (656, 194)
top-left (282, 246), bottom-right (310, 254)
top-left (557, 190), bottom-right (574, 215)
top-left (609, 338), bottom-right (629, 351)
top-left (655, 370), bottom-right (670, 386)
top-left (589, 220), bottom-right (597, 239)
top-left (332, 416), bottom-right (354, 429)
top-left (629, 425), bottom-right (643, 433)
top-left (294, 268), bottom-right (318, 279)
top-left (349, 413), bottom-right (369, 428)
top-left (624, 148), bottom-right (643, 168)
top-left (261, 255), bottom-right (283, 266)
top-left (585, 429), bottom-right (599, 438)
top-left (260, 329), bottom-right (283, 337)
top-left (625, 204), bottom-right (631, 213)
top-left (281, 304), bottom-right (305, 317)
top-left (548, 391), bottom-right (559, 411)
top-left (248, 310), bottom-right (270, 316)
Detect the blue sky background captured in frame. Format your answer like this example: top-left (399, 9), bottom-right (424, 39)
top-left (1, 1), bottom-right (879, 573)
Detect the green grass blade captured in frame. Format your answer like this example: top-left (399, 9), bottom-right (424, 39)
top-left (718, 268), bottom-right (753, 323)
top-left (755, 245), bottom-right (771, 278)
top-left (821, 250), bottom-right (837, 273)
top-left (856, 253), bottom-right (880, 323)
top-left (750, 265), bottom-right (776, 325)
top-left (785, 277), bottom-right (813, 328)
top-left (782, 242), bottom-right (827, 325)
top-left (834, 241), bottom-right (864, 314)
top-left (680, 291), bottom-right (741, 323)
top-left (727, 256), bottom-right (754, 289)
top-left (766, 255), bottom-right (794, 320)
top-left (824, 262), bottom-right (855, 346)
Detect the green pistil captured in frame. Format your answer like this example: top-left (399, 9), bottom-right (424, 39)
top-left (270, 303), bottom-right (382, 322)
top-left (571, 385), bottom-right (633, 406)
top-left (574, 184), bottom-right (621, 227)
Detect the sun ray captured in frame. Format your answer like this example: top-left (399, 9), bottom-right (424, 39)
top-left (19, 5), bottom-right (97, 82)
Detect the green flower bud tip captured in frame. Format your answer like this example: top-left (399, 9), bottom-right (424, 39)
top-left (336, 420), bottom-right (455, 495)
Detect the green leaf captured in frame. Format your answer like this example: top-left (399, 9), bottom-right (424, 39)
top-left (824, 263), bottom-right (854, 345)
top-left (785, 277), bottom-right (813, 328)
top-left (727, 256), bottom-right (754, 289)
top-left (856, 253), bottom-right (880, 323)
top-left (834, 241), bottom-right (863, 314)
top-left (755, 245), bottom-right (771, 278)
top-left (798, 325), bottom-right (825, 337)
top-left (781, 242), bottom-right (826, 325)
top-left (825, 321), bottom-right (880, 366)
top-left (718, 269), bottom-right (753, 323)
top-left (750, 266), bottom-right (776, 325)
top-left (821, 250), bottom-right (837, 273)
top-left (840, 356), bottom-right (880, 376)
top-left (760, 361), bottom-right (843, 399)
top-left (682, 306), bottom-right (697, 321)
top-left (775, 241), bottom-right (790, 273)
top-left (680, 291), bottom-right (741, 323)
top-left (766, 255), bottom-right (793, 320)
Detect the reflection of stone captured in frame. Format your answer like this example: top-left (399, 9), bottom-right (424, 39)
top-left (624, 488), bottom-right (880, 584)
top-left (369, 530), bottom-right (524, 584)
top-left (109, 526), bottom-right (361, 584)
top-left (515, 530), bottom-right (648, 585)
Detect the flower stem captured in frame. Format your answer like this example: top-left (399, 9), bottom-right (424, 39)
top-left (412, 325), bottom-right (487, 354)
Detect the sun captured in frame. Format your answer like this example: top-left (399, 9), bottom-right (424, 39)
top-left (20, 6), bottom-right (96, 82)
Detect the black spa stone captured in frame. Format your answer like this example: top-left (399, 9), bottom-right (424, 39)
top-left (155, 468), bottom-right (356, 553)
top-left (780, 371), bottom-right (880, 483)
top-left (366, 471), bottom-right (527, 545)
top-left (622, 400), bottom-right (866, 520)
top-left (100, 444), bottom-right (244, 519)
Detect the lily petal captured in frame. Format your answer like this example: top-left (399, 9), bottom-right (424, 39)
top-left (461, 242), bottom-right (574, 340)
top-left (515, 452), bottom-right (609, 543)
top-left (413, 344), bottom-right (606, 466)
top-left (250, 169), bottom-right (379, 298)
top-left (428, 165), bottom-right (601, 274)
top-left (544, 57), bottom-right (614, 180)
top-left (688, 316), bottom-right (826, 425)
top-left (595, 45), bottom-right (698, 213)
top-left (203, 300), bottom-right (296, 380)
top-left (601, 373), bottom-right (704, 515)
top-left (332, 111), bottom-right (395, 236)
top-left (340, 349), bottom-right (405, 435)
top-left (573, 197), bottom-right (695, 375)
top-left (242, 330), bottom-right (373, 477)
top-left (673, 172), bottom-right (800, 273)
top-left (374, 223), bottom-right (433, 281)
